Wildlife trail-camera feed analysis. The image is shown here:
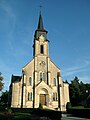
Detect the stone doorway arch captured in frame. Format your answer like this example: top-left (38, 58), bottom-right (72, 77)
top-left (39, 88), bottom-right (49, 106)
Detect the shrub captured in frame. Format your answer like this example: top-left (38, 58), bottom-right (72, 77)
top-left (13, 113), bottom-right (32, 120)
top-left (66, 102), bottom-right (72, 109)
top-left (7, 108), bottom-right (12, 113)
top-left (40, 116), bottom-right (51, 120)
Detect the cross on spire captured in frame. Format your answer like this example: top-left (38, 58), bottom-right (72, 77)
top-left (40, 0), bottom-right (42, 12)
top-left (40, 4), bottom-right (42, 14)
top-left (34, 4), bottom-right (48, 40)
top-left (37, 6), bottom-right (44, 30)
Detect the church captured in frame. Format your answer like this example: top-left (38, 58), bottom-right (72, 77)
top-left (9, 10), bottom-right (70, 111)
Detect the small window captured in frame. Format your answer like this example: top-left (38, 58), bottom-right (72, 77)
top-left (40, 72), bottom-right (45, 81)
top-left (40, 45), bottom-right (44, 54)
top-left (28, 92), bottom-right (32, 101)
top-left (40, 72), bottom-right (42, 81)
top-left (53, 93), bottom-right (57, 101)
top-left (53, 78), bottom-right (56, 86)
top-left (29, 77), bottom-right (32, 86)
top-left (43, 73), bottom-right (45, 80)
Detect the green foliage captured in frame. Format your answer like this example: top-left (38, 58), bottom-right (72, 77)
top-left (0, 106), bottom-right (6, 112)
top-left (69, 76), bottom-right (81, 106)
top-left (71, 106), bottom-right (85, 109)
top-left (0, 90), bottom-right (9, 107)
top-left (13, 113), bottom-right (32, 120)
top-left (7, 108), bottom-right (12, 113)
top-left (69, 76), bottom-right (90, 107)
top-left (66, 102), bottom-right (72, 109)
top-left (67, 107), bottom-right (90, 119)
top-left (0, 72), bottom-right (4, 91)
top-left (64, 80), bottom-right (69, 83)
top-left (40, 117), bottom-right (51, 120)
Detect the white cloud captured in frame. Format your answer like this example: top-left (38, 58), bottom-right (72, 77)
top-left (62, 65), bottom-right (88, 77)
top-left (62, 58), bottom-right (90, 83)
top-left (0, 0), bottom-right (16, 50)
top-left (79, 76), bottom-right (90, 83)
top-left (0, 0), bottom-right (15, 18)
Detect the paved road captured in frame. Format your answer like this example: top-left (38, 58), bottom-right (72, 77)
top-left (61, 114), bottom-right (90, 120)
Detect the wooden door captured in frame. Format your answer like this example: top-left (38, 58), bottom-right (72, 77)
top-left (40, 94), bottom-right (46, 105)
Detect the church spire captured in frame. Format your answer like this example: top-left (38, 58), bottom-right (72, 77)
top-left (37, 10), bottom-right (44, 30)
top-left (37, 6), bottom-right (44, 30)
top-left (34, 7), bottom-right (48, 40)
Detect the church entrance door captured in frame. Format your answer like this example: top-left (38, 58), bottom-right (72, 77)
top-left (40, 94), bottom-right (46, 105)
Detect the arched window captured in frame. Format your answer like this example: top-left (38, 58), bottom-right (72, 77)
top-left (28, 92), bottom-right (32, 101)
top-left (29, 77), bottom-right (32, 86)
top-left (40, 72), bottom-right (45, 81)
top-left (53, 78), bottom-right (56, 86)
top-left (53, 92), bottom-right (57, 101)
top-left (40, 45), bottom-right (44, 54)
top-left (40, 72), bottom-right (42, 81)
top-left (43, 73), bottom-right (45, 80)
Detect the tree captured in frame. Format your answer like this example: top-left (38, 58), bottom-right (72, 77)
top-left (79, 81), bottom-right (86, 101)
top-left (69, 76), bottom-right (90, 107)
top-left (0, 90), bottom-right (9, 107)
top-left (64, 80), bottom-right (68, 83)
top-left (69, 76), bottom-right (81, 106)
top-left (0, 72), bottom-right (4, 91)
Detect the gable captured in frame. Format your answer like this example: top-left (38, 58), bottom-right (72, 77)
top-left (50, 59), bottom-right (61, 72)
top-left (22, 59), bottom-right (34, 74)
top-left (36, 81), bottom-right (52, 94)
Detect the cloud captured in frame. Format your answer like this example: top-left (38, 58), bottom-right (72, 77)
top-left (0, 0), bottom-right (16, 50)
top-left (79, 76), bottom-right (90, 83)
top-left (0, 58), bottom-right (22, 91)
top-left (0, 0), bottom-right (15, 18)
top-left (62, 58), bottom-right (90, 83)
top-left (62, 65), bottom-right (88, 77)
top-left (84, 59), bottom-right (90, 66)
top-left (0, 59), bottom-right (12, 91)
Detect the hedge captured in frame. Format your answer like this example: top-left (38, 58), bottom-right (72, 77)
top-left (67, 108), bottom-right (90, 119)
top-left (11, 108), bottom-right (62, 120)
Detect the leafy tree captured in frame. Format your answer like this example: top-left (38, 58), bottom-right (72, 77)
top-left (79, 81), bottom-right (86, 101)
top-left (69, 76), bottom-right (90, 107)
top-left (85, 83), bottom-right (90, 107)
top-left (0, 72), bottom-right (4, 91)
top-left (0, 90), bottom-right (9, 107)
top-left (69, 76), bottom-right (81, 106)
top-left (64, 80), bottom-right (68, 83)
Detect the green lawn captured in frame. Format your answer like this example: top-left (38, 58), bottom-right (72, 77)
top-left (0, 107), bottom-right (61, 120)
top-left (69, 106), bottom-right (90, 109)
top-left (0, 112), bottom-right (40, 120)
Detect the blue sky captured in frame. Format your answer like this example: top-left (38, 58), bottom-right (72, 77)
top-left (0, 0), bottom-right (90, 91)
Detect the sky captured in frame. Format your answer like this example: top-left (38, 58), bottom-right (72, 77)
top-left (0, 0), bottom-right (90, 91)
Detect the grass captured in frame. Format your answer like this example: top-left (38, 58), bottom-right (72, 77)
top-left (71, 106), bottom-right (84, 109)
top-left (0, 107), bottom-right (61, 120)
top-left (0, 112), bottom-right (39, 120)
top-left (0, 112), bottom-right (51, 120)
top-left (13, 113), bottom-right (32, 120)
top-left (69, 106), bottom-right (90, 109)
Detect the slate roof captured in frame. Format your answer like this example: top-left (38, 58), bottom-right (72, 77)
top-left (11, 75), bottom-right (21, 83)
top-left (37, 11), bottom-right (47, 32)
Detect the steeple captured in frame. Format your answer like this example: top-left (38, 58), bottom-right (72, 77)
top-left (34, 9), bottom-right (48, 40)
top-left (37, 10), bottom-right (44, 30)
top-left (33, 9), bottom-right (49, 57)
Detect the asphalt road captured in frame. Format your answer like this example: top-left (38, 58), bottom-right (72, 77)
top-left (61, 114), bottom-right (90, 120)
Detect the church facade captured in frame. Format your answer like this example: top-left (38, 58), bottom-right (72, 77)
top-left (9, 12), bottom-right (69, 111)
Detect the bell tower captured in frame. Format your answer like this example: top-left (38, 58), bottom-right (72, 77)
top-left (33, 10), bottom-right (49, 57)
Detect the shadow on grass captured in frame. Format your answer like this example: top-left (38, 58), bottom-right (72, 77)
top-left (0, 107), bottom-right (62, 120)
top-left (0, 112), bottom-right (39, 120)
